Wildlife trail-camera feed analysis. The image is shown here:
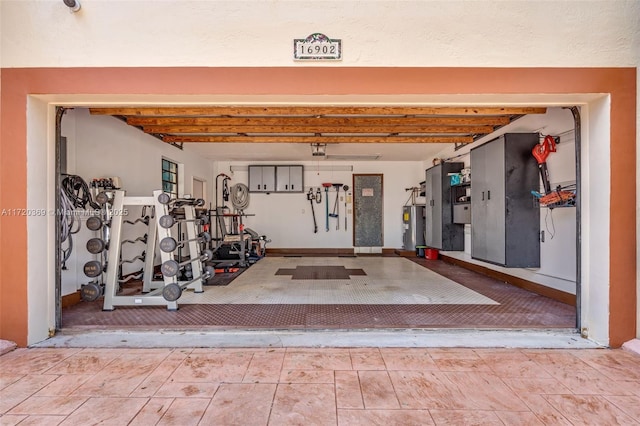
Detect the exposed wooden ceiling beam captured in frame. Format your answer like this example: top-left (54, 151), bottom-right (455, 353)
top-left (90, 106), bottom-right (547, 117)
top-left (127, 116), bottom-right (511, 126)
top-left (162, 135), bottom-right (474, 144)
top-left (143, 125), bottom-right (495, 134)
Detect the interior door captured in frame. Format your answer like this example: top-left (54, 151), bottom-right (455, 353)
top-left (353, 174), bottom-right (383, 247)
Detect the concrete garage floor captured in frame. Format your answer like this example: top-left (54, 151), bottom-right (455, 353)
top-left (62, 257), bottom-right (576, 332)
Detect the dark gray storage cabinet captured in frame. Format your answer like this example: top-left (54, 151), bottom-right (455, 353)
top-left (424, 162), bottom-right (464, 250)
top-left (470, 133), bottom-right (540, 267)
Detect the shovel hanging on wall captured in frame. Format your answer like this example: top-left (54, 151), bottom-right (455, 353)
top-left (322, 183), bottom-right (332, 231)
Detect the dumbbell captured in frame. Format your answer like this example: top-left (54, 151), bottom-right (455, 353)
top-left (86, 216), bottom-right (104, 231)
top-left (83, 260), bottom-right (104, 278)
top-left (160, 249), bottom-right (213, 277)
top-left (80, 282), bottom-right (104, 302)
top-left (158, 214), bottom-right (209, 229)
top-left (86, 237), bottom-right (108, 254)
top-left (95, 191), bottom-right (112, 206)
top-left (160, 265), bottom-right (215, 302)
top-left (157, 193), bottom-right (206, 207)
top-left (159, 232), bottom-right (211, 253)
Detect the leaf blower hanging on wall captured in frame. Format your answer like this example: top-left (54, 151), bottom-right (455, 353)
top-left (532, 135), bottom-right (557, 194)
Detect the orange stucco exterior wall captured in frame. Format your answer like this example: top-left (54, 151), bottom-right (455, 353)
top-left (0, 67), bottom-right (636, 347)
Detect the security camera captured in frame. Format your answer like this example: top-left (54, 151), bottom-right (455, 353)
top-left (63, 0), bottom-right (81, 12)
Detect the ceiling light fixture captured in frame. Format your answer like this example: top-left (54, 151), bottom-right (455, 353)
top-left (63, 0), bottom-right (81, 12)
top-left (310, 143), bottom-right (327, 156)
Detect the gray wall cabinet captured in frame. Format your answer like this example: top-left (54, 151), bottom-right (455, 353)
top-left (424, 162), bottom-right (464, 251)
top-left (275, 165), bottom-right (304, 192)
top-left (249, 165), bottom-right (303, 193)
top-left (470, 133), bottom-right (540, 267)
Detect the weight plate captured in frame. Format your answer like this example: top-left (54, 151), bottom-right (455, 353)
top-left (157, 192), bottom-right (172, 205)
top-left (162, 283), bottom-right (182, 302)
top-left (159, 237), bottom-right (178, 253)
top-left (83, 260), bottom-right (103, 278)
top-left (203, 265), bottom-right (215, 279)
top-left (95, 191), bottom-right (110, 205)
top-left (80, 282), bottom-right (103, 302)
top-left (158, 214), bottom-right (175, 229)
top-left (201, 249), bottom-right (214, 261)
top-left (86, 216), bottom-right (103, 231)
top-left (86, 237), bottom-right (106, 254)
top-left (160, 260), bottom-right (179, 277)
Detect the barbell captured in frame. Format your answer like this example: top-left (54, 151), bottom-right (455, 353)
top-left (159, 232), bottom-right (211, 253)
top-left (160, 249), bottom-right (213, 277)
top-left (160, 265), bottom-right (215, 302)
top-left (157, 193), bottom-right (206, 207)
top-left (158, 214), bottom-right (209, 229)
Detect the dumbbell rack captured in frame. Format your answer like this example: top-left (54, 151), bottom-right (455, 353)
top-left (102, 190), bottom-right (204, 311)
top-left (141, 201), bottom-right (204, 294)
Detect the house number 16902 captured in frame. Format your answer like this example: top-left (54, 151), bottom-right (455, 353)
top-left (294, 33), bottom-right (342, 60)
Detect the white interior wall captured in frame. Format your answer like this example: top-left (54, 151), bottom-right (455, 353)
top-left (60, 108), bottom-right (214, 296)
top-left (215, 161), bottom-right (424, 250)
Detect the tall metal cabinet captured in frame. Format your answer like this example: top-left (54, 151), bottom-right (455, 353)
top-left (470, 133), bottom-right (540, 267)
top-left (424, 162), bottom-right (464, 251)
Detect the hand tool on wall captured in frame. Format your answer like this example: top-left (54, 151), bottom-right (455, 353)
top-left (322, 183), bottom-right (332, 231)
top-left (343, 185), bottom-right (349, 231)
top-left (307, 188), bottom-right (318, 233)
top-left (330, 183), bottom-right (342, 230)
top-left (532, 135), bottom-right (557, 194)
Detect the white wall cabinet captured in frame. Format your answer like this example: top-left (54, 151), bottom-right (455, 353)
top-left (470, 133), bottom-right (540, 267)
top-left (249, 165), bottom-right (303, 193)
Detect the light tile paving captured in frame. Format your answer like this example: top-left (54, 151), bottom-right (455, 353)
top-left (1, 347), bottom-right (638, 425)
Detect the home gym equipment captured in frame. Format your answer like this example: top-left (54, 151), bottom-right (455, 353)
top-left (158, 213), bottom-right (208, 229)
top-left (85, 189), bottom-right (208, 310)
top-left (306, 188), bottom-right (318, 233)
top-left (83, 260), bottom-right (103, 278)
top-left (86, 216), bottom-right (103, 231)
top-left (86, 237), bottom-right (107, 254)
top-left (156, 266), bottom-right (215, 302)
top-left (322, 183), bottom-right (332, 231)
top-left (159, 232), bottom-right (211, 253)
top-left (160, 249), bottom-right (213, 277)
top-left (141, 196), bottom-right (208, 296)
top-left (157, 192), bottom-right (205, 207)
top-left (532, 135), bottom-right (557, 194)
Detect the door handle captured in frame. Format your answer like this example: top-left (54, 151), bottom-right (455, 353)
top-left (487, 190), bottom-right (491, 200)
top-left (258, 184), bottom-right (261, 190)
top-left (482, 191), bottom-right (484, 201)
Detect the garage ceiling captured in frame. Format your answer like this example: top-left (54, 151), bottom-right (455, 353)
top-left (89, 106), bottom-right (546, 161)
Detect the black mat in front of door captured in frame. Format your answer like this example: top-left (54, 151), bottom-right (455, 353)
top-left (275, 265), bottom-right (366, 280)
